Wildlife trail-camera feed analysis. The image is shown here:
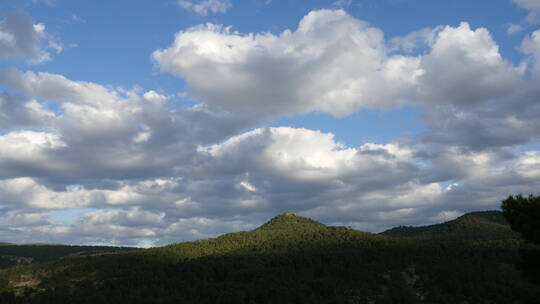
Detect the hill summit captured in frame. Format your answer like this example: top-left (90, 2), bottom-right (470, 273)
top-left (256, 212), bottom-right (325, 230)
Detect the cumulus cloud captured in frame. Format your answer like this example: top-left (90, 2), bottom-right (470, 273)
top-left (198, 127), bottom-right (417, 185)
top-left (153, 10), bottom-right (520, 119)
top-left (0, 11), bottom-right (61, 63)
top-left (0, 68), bottom-right (258, 187)
top-left (153, 10), bottom-right (417, 117)
top-left (177, 0), bottom-right (232, 16)
top-left (416, 22), bottom-right (521, 107)
top-left (419, 29), bottom-right (540, 151)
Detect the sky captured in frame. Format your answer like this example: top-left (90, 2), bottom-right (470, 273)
top-left (0, 0), bottom-right (540, 247)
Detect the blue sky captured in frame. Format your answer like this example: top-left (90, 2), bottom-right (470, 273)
top-left (0, 0), bottom-right (531, 145)
top-left (1, 0), bottom-right (540, 246)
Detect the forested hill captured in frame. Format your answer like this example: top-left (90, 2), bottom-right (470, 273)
top-left (381, 210), bottom-right (519, 240)
top-left (0, 211), bottom-right (538, 304)
top-left (148, 212), bottom-right (381, 260)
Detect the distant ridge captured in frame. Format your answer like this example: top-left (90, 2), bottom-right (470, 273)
top-left (381, 210), bottom-right (519, 240)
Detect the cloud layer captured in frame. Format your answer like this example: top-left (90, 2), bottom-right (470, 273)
top-left (1, 9), bottom-right (540, 246)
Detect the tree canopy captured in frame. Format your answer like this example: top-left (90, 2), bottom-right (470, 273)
top-left (502, 194), bottom-right (540, 285)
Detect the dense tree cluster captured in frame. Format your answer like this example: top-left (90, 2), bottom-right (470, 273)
top-left (502, 194), bottom-right (540, 285)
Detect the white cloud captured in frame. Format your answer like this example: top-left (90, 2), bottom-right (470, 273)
top-left (0, 69), bottom-right (119, 106)
top-left (0, 176), bottom-right (184, 210)
top-left (0, 131), bottom-right (66, 178)
top-left (199, 127), bottom-right (416, 183)
top-left (514, 151), bottom-right (540, 179)
top-left (506, 23), bottom-right (524, 35)
top-left (177, 0), bottom-right (232, 16)
top-left (415, 22), bottom-right (521, 107)
top-left (154, 10), bottom-right (520, 119)
top-left (0, 125), bottom-right (538, 244)
top-left (153, 10), bottom-right (418, 117)
top-left (0, 210), bottom-right (50, 228)
top-left (0, 68), bottom-right (260, 185)
top-left (521, 29), bottom-right (540, 78)
top-left (513, 0), bottom-right (540, 25)
top-left (0, 11), bottom-right (61, 63)
top-left (419, 145), bottom-right (502, 183)
top-left (0, 177), bottom-right (93, 209)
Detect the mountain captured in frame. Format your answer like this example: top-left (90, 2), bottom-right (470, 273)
top-left (0, 211), bottom-right (537, 304)
top-left (381, 211), bottom-right (519, 241)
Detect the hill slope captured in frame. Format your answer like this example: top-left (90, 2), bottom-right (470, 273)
top-left (0, 211), bottom-right (537, 304)
top-left (381, 211), bottom-right (519, 240)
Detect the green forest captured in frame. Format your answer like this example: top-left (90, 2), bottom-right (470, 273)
top-left (0, 210), bottom-right (538, 303)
